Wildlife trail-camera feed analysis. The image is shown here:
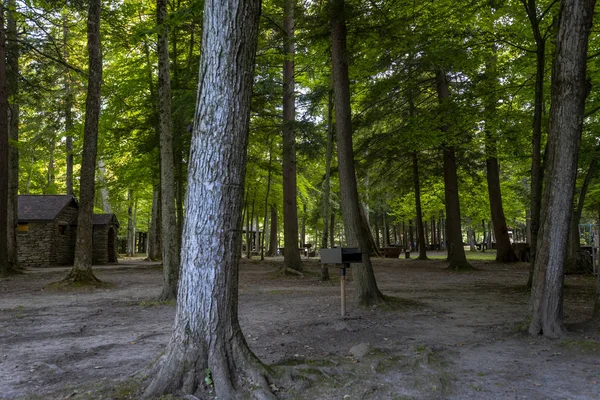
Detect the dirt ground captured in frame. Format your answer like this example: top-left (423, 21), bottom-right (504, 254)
top-left (1, 253), bottom-right (600, 400)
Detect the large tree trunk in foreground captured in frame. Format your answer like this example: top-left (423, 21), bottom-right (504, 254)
top-left (282, 0), bottom-right (303, 272)
top-left (413, 151), bottom-right (428, 260)
top-left (331, 0), bottom-right (384, 306)
top-left (435, 69), bottom-right (472, 270)
top-left (143, 1), bottom-right (269, 398)
top-left (529, 0), bottom-right (595, 337)
top-left (64, 0), bottom-right (102, 283)
top-left (157, 0), bottom-right (180, 300)
top-left (0, 3), bottom-right (9, 276)
top-left (7, 0), bottom-right (19, 272)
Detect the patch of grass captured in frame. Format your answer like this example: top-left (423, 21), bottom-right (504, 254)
top-left (138, 299), bottom-right (176, 307)
top-left (559, 339), bottom-right (600, 354)
top-left (377, 295), bottom-right (425, 311)
top-left (45, 280), bottom-right (113, 292)
top-left (429, 251), bottom-right (498, 261)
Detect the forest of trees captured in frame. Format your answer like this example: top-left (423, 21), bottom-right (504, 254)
top-left (0, 0), bottom-right (599, 394)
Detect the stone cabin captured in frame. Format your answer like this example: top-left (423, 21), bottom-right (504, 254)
top-left (17, 195), bottom-right (119, 267)
top-left (92, 213), bottom-right (119, 264)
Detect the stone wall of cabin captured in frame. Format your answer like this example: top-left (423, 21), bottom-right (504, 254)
top-left (51, 205), bottom-right (78, 265)
top-left (92, 224), bottom-right (118, 264)
top-left (17, 204), bottom-right (78, 268)
top-left (92, 226), bottom-right (109, 264)
top-left (17, 222), bottom-right (54, 267)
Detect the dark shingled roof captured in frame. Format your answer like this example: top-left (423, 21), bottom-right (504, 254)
top-left (93, 213), bottom-right (120, 228)
top-left (18, 195), bottom-right (78, 222)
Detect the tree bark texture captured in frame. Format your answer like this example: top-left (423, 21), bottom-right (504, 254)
top-left (529, 0), bottom-right (595, 337)
top-left (64, 0), bottom-right (102, 283)
top-left (143, 0), bottom-right (268, 397)
top-left (7, 0), bottom-right (19, 271)
top-left (157, 0), bottom-right (180, 300)
top-left (435, 69), bottom-right (472, 270)
top-left (282, 0), bottom-right (303, 271)
top-left (413, 152), bottom-right (428, 260)
top-left (331, 0), bottom-right (384, 306)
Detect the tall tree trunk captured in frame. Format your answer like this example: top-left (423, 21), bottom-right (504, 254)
top-left (267, 204), bottom-right (278, 256)
top-left (7, 0), bottom-right (19, 272)
top-left (523, 0), bottom-right (552, 286)
top-left (435, 69), bottom-right (473, 270)
top-left (529, 0), bottom-right (595, 337)
top-left (413, 151), bottom-right (428, 260)
top-left (157, 0), bottom-right (180, 300)
top-left (63, 0), bottom-right (102, 283)
top-left (282, 0), bottom-right (303, 271)
top-left (147, 183), bottom-right (162, 261)
top-left (331, 0), bottom-right (384, 306)
top-left (0, 3), bottom-right (9, 275)
top-left (143, 0), bottom-right (270, 396)
top-left (483, 52), bottom-right (518, 263)
top-left (63, 11), bottom-right (74, 196)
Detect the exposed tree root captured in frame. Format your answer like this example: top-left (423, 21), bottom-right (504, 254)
top-left (58, 268), bottom-right (107, 288)
top-left (144, 336), bottom-right (276, 400)
top-left (447, 261), bottom-right (476, 271)
top-left (529, 320), bottom-right (568, 338)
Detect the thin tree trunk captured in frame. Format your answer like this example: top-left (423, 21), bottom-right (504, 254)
top-left (0, 2), bottom-right (9, 275)
top-left (63, 0), bottom-right (102, 283)
top-left (147, 183), bottom-right (162, 261)
top-left (483, 50), bottom-right (518, 262)
top-left (282, 0), bottom-right (303, 272)
top-left (522, 0), bottom-right (551, 287)
top-left (127, 189), bottom-right (135, 257)
top-left (268, 204), bottom-right (278, 256)
top-left (143, 0), bottom-right (269, 396)
top-left (331, 0), bottom-right (384, 306)
top-left (321, 81), bottom-right (334, 280)
top-left (330, 212), bottom-right (335, 248)
top-left (435, 69), bottom-right (472, 270)
top-left (529, 0), bottom-right (595, 337)
top-left (98, 159), bottom-right (111, 212)
top-left (63, 12), bottom-right (74, 196)
top-left (567, 157), bottom-right (596, 269)
top-left (261, 139), bottom-right (273, 261)
top-left (157, 0), bottom-right (180, 300)
top-left (413, 151), bottom-right (428, 260)
top-left (6, 0), bottom-right (19, 272)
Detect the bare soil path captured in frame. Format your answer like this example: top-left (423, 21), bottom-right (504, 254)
top-left (1, 254), bottom-right (599, 399)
